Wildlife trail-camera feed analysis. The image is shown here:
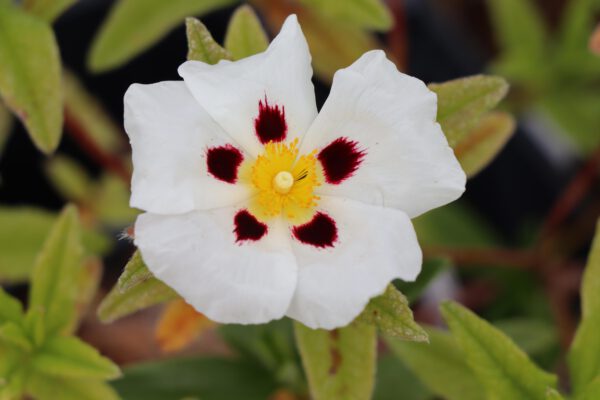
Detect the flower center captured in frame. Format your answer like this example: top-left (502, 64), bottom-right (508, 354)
top-left (248, 139), bottom-right (321, 224)
top-left (273, 171), bottom-right (294, 194)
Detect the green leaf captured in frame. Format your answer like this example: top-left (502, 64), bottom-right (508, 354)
top-left (219, 319), bottom-right (296, 370)
top-left (32, 336), bottom-right (120, 380)
top-left (0, 207), bottom-right (109, 283)
top-left (28, 205), bottom-right (84, 337)
top-left (94, 174), bottom-right (139, 227)
top-left (224, 5), bottom-right (268, 60)
top-left (22, 0), bottom-right (77, 22)
top-left (540, 89), bottom-right (600, 154)
top-left (455, 111), bottom-right (515, 177)
top-left (186, 17), bottom-right (231, 63)
top-left (578, 376), bottom-right (600, 400)
top-left (88, 0), bottom-right (238, 72)
top-left (98, 251), bottom-right (179, 322)
top-left (386, 327), bottom-right (484, 400)
top-left (429, 75), bottom-right (509, 147)
top-left (373, 354), bottom-right (431, 400)
top-left (414, 201), bottom-right (498, 247)
top-left (115, 250), bottom-right (152, 292)
top-left (545, 388), bottom-right (565, 400)
top-left (0, 102), bottom-right (12, 157)
top-left (557, 0), bottom-right (600, 56)
top-left (46, 156), bottom-right (94, 203)
top-left (294, 322), bottom-right (376, 400)
top-left (569, 220), bottom-right (600, 394)
top-left (0, 2), bottom-right (63, 153)
top-left (63, 70), bottom-right (127, 157)
top-left (26, 373), bottom-right (120, 400)
top-left (273, 10), bottom-right (378, 82)
top-left (357, 284), bottom-right (427, 341)
top-left (112, 357), bottom-right (277, 400)
top-left (441, 301), bottom-right (557, 400)
top-left (487, 0), bottom-right (546, 58)
top-left (0, 322), bottom-right (32, 352)
top-left (0, 287), bottom-right (22, 324)
top-left (494, 318), bottom-right (558, 358)
top-left (298, 0), bottom-right (392, 30)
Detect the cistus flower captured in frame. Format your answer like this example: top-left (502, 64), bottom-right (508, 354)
top-left (124, 15), bottom-right (466, 329)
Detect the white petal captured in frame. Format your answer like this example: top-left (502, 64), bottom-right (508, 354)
top-left (125, 81), bottom-right (253, 214)
top-left (178, 15), bottom-right (317, 157)
top-left (301, 50), bottom-right (466, 218)
top-left (135, 210), bottom-right (297, 324)
top-left (286, 196), bottom-right (422, 329)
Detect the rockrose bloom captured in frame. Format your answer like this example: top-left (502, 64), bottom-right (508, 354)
top-left (124, 15), bottom-right (465, 329)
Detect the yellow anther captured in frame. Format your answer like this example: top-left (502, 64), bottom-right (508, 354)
top-left (273, 171), bottom-right (294, 194)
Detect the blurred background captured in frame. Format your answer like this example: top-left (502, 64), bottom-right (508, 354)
top-left (1, 0), bottom-right (599, 399)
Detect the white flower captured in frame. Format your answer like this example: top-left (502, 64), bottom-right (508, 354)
top-left (124, 15), bottom-right (466, 329)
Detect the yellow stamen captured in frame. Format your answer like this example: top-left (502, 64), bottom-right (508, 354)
top-left (241, 138), bottom-right (321, 224)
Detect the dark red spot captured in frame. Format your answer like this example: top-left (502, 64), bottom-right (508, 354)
top-left (206, 145), bottom-right (244, 183)
top-left (318, 137), bottom-right (366, 184)
top-left (292, 212), bottom-right (338, 248)
top-left (234, 210), bottom-right (268, 243)
top-left (254, 97), bottom-right (287, 144)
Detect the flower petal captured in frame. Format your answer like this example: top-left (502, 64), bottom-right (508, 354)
top-left (134, 210), bottom-right (297, 324)
top-left (300, 50), bottom-right (466, 218)
top-left (178, 15), bottom-right (317, 157)
top-left (286, 196), bottom-right (422, 329)
top-left (125, 81), bottom-right (253, 214)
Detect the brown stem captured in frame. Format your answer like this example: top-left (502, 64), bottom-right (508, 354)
top-left (63, 106), bottom-right (131, 184)
top-left (385, 0), bottom-right (408, 71)
top-left (424, 246), bottom-right (538, 269)
top-left (540, 144), bottom-right (600, 241)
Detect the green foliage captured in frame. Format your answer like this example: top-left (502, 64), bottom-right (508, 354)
top-left (545, 388), bottom-right (565, 399)
top-left (487, 0), bottom-right (546, 60)
top-left (294, 9), bottom-right (378, 82)
top-left (224, 5), bottom-right (268, 60)
top-left (28, 205), bottom-right (83, 337)
top-left (0, 207), bottom-right (57, 282)
top-left (297, 0), bottom-right (391, 30)
top-left (487, 0), bottom-right (600, 153)
top-left (294, 322), bottom-right (376, 400)
top-left (32, 336), bottom-right (120, 380)
top-left (46, 156), bottom-right (94, 203)
top-left (373, 354), bottom-right (430, 400)
top-left (88, 0), bottom-right (239, 72)
top-left (357, 284), bottom-right (427, 341)
top-left (112, 357), bottom-right (277, 400)
top-left (63, 70), bottom-right (126, 157)
top-left (494, 318), bottom-right (558, 359)
top-left (414, 201), bottom-right (497, 247)
top-left (578, 377), bottom-right (600, 400)
top-left (46, 156), bottom-right (138, 228)
top-left (429, 75), bottom-right (509, 148)
top-left (0, 287), bottom-right (23, 324)
top-left (26, 374), bottom-right (120, 400)
top-left (569, 221), bottom-right (600, 395)
top-left (0, 102), bottom-right (12, 157)
top-left (455, 111), bottom-right (516, 178)
top-left (22, 0), bottom-right (78, 22)
top-left (98, 251), bottom-right (179, 323)
top-left (219, 319), bottom-right (305, 393)
top-left (0, 205), bottom-right (119, 400)
top-left (386, 327), bottom-right (484, 400)
top-left (440, 301), bottom-right (557, 400)
top-left (186, 17), bottom-right (231, 63)
top-left (0, 2), bottom-right (63, 153)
